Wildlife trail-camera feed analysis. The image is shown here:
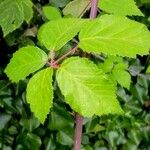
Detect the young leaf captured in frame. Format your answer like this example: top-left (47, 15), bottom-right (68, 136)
top-left (79, 15), bottom-right (150, 58)
top-left (38, 18), bottom-right (86, 51)
top-left (26, 68), bottom-right (53, 124)
top-left (5, 46), bottom-right (48, 83)
top-left (43, 6), bottom-right (61, 20)
top-left (100, 56), bottom-right (131, 89)
top-left (63, 0), bottom-right (90, 17)
top-left (0, 0), bottom-right (33, 36)
top-left (56, 57), bottom-right (123, 117)
top-left (99, 0), bottom-right (143, 16)
top-left (112, 68), bottom-right (131, 90)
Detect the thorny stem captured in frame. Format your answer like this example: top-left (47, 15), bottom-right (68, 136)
top-left (73, 1), bottom-right (98, 150)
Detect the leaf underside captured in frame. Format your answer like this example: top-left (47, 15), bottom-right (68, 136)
top-left (5, 46), bottom-right (48, 83)
top-left (63, 0), bottom-right (90, 17)
top-left (0, 0), bottom-right (33, 36)
top-left (27, 68), bottom-right (53, 124)
top-left (56, 57), bottom-right (123, 117)
top-left (79, 15), bottom-right (150, 58)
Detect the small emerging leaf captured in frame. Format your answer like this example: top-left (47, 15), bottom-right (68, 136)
top-left (112, 68), bottom-right (131, 90)
top-left (5, 46), bottom-right (48, 83)
top-left (38, 18), bottom-right (86, 51)
top-left (26, 68), bottom-right (53, 124)
top-left (56, 57), bottom-right (123, 117)
top-left (99, 0), bottom-right (143, 16)
top-left (79, 15), bottom-right (150, 58)
top-left (100, 56), bottom-right (131, 89)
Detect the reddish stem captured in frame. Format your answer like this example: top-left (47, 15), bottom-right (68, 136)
top-left (90, 0), bottom-right (98, 18)
top-left (48, 46), bottom-right (77, 69)
top-left (55, 46), bottom-right (77, 64)
top-left (73, 113), bottom-right (84, 150)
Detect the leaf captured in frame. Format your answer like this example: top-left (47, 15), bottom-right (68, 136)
top-left (5, 46), bottom-right (48, 83)
top-left (100, 56), bottom-right (131, 89)
top-left (63, 0), bottom-right (90, 17)
top-left (99, 0), bottom-right (143, 16)
top-left (26, 68), bottom-right (53, 124)
top-left (50, 0), bottom-right (71, 8)
top-left (43, 6), bottom-right (61, 20)
top-left (112, 68), bottom-right (131, 90)
top-left (48, 104), bottom-right (73, 130)
top-left (38, 18), bottom-right (86, 51)
top-left (56, 57), bottom-right (123, 117)
top-left (146, 66), bottom-right (150, 73)
top-left (79, 15), bottom-right (150, 58)
top-left (0, 0), bottom-right (33, 36)
top-left (141, 0), bottom-right (150, 4)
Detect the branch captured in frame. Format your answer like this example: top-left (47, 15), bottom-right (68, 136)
top-left (90, 0), bottom-right (98, 18)
top-left (73, 113), bottom-right (84, 150)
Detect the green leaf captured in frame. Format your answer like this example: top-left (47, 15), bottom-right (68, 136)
top-left (79, 15), bottom-right (150, 58)
top-left (112, 68), bottom-right (131, 89)
top-left (99, 0), bottom-right (143, 16)
top-left (146, 66), bottom-right (150, 73)
top-left (56, 57), bottom-right (123, 117)
top-left (50, 0), bottom-right (71, 8)
top-left (100, 56), bottom-right (131, 89)
top-left (26, 68), bottom-right (53, 124)
top-left (43, 6), bottom-right (61, 20)
top-left (38, 18), bottom-right (86, 51)
top-left (0, 0), bottom-right (33, 36)
top-left (141, 0), bottom-right (150, 4)
top-left (56, 129), bottom-right (74, 146)
top-left (5, 46), bottom-right (48, 83)
top-left (63, 0), bottom-right (90, 17)
top-left (48, 104), bottom-right (73, 130)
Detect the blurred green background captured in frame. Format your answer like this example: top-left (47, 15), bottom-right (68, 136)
top-left (0, 0), bottom-right (150, 149)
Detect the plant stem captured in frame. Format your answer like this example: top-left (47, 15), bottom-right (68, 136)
top-left (55, 46), bottom-right (77, 64)
top-left (73, 113), bottom-right (84, 150)
top-left (73, 1), bottom-right (98, 150)
top-left (90, 0), bottom-right (98, 18)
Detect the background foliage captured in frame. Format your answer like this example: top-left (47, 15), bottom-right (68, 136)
top-left (0, 0), bottom-right (150, 149)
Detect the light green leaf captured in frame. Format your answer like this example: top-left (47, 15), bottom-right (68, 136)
top-left (112, 68), bottom-right (131, 89)
top-left (63, 0), bottom-right (90, 17)
top-left (43, 6), bottom-right (61, 20)
top-left (79, 15), bottom-right (150, 58)
top-left (99, 0), bottom-right (143, 16)
top-left (0, 0), bottom-right (33, 36)
top-left (146, 66), bottom-right (150, 73)
top-left (56, 57), bottom-right (123, 117)
top-left (26, 68), bottom-right (53, 124)
top-left (5, 46), bottom-right (48, 83)
top-left (100, 56), bottom-right (131, 89)
top-left (38, 18), bottom-right (86, 51)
